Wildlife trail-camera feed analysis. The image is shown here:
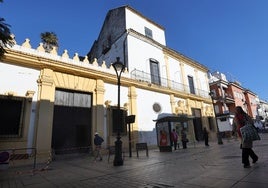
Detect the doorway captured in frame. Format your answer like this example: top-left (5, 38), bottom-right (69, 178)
top-left (52, 89), bottom-right (92, 155)
top-left (192, 108), bottom-right (203, 141)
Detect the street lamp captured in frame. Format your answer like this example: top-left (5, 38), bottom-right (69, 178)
top-left (209, 92), bottom-right (223, 145)
top-left (112, 57), bottom-right (125, 166)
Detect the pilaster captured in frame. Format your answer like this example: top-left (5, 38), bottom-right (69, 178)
top-left (35, 68), bottom-right (55, 156)
top-left (128, 86), bottom-right (138, 144)
top-left (170, 94), bottom-right (176, 113)
top-left (164, 55), bottom-right (171, 88)
top-left (93, 79), bottom-right (105, 136)
top-left (180, 62), bottom-right (187, 91)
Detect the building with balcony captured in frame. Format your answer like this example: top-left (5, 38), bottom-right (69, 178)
top-left (0, 6), bottom-right (217, 159)
top-left (88, 5), bottom-right (217, 142)
top-left (209, 71), bottom-right (261, 134)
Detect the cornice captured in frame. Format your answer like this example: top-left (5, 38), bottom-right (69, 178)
top-left (127, 29), bottom-right (208, 72)
top-left (162, 48), bottom-right (208, 72)
top-left (3, 46), bottom-right (209, 103)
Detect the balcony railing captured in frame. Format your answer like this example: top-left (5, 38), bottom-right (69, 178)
top-left (130, 69), bottom-right (210, 98)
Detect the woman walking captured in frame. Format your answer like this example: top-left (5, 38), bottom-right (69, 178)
top-left (234, 106), bottom-right (258, 168)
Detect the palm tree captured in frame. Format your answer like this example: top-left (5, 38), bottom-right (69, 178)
top-left (40, 31), bottom-right (59, 53)
top-left (0, 0), bottom-right (14, 59)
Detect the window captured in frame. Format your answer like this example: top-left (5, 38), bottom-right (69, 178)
top-left (0, 95), bottom-right (25, 138)
top-left (188, 76), bottom-right (195, 94)
top-left (150, 59), bottom-right (161, 85)
top-left (145, 27), bottom-right (153, 38)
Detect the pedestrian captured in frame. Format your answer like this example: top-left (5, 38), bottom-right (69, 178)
top-left (181, 129), bottom-right (188, 149)
top-left (94, 132), bottom-right (104, 162)
top-left (159, 130), bottom-right (168, 146)
top-left (234, 106), bottom-right (258, 168)
top-left (203, 127), bottom-right (209, 146)
top-left (171, 129), bottom-right (179, 150)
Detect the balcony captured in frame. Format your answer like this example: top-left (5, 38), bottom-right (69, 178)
top-left (130, 69), bottom-right (209, 98)
top-left (212, 94), bottom-right (235, 104)
top-left (224, 93), bottom-right (235, 104)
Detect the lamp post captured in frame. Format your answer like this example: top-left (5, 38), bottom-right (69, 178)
top-left (209, 92), bottom-right (223, 145)
top-left (112, 57), bottom-right (125, 166)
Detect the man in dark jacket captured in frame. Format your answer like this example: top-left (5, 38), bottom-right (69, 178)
top-left (94, 132), bottom-right (104, 161)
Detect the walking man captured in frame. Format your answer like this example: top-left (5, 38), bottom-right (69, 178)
top-left (94, 132), bottom-right (104, 162)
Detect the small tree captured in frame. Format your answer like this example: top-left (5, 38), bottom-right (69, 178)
top-left (40, 31), bottom-right (59, 53)
top-left (0, 0), bottom-right (14, 59)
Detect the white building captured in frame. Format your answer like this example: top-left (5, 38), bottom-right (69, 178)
top-left (0, 6), bottom-right (216, 158)
top-left (88, 5), bottom-right (215, 143)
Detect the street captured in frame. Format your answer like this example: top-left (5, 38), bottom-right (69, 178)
top-left (1, 133), bottom-right (268, 188)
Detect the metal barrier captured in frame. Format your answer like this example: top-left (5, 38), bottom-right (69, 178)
top-left (0, 147), bottom-right (36, 170)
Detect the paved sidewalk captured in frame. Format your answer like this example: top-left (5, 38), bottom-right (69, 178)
top-left (1, 133), bottom-right (268, 188)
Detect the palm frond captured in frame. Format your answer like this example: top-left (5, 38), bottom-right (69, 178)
top-left (0, 17), bottom-right (14, 58)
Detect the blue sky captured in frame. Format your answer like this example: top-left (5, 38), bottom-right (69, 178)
top-left (1, 0), bottom-right (268, 101)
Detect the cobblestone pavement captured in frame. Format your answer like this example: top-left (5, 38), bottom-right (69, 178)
top-left (1, 133), bottom-right (268, 188)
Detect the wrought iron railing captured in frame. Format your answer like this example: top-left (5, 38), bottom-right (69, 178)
top-left (130, 69), bottom-right (210, 98)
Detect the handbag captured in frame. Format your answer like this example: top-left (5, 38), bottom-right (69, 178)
top-left (240, 122), bottom-right (261, 142)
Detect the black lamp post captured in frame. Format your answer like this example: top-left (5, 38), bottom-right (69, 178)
top-left (112, 57), bottom-right (125, 166)
top-left (209, 92), bottom-right (223, 145)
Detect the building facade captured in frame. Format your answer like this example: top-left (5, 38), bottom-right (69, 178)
top-left (209, 71), bottom-right (265, 134)
top-left (88, 5), bottom-right (216, 142)
top-left (0, 6), bottom-right (217, 159)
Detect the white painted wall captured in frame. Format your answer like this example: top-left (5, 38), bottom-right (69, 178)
top-left (0, 62), bottom-right (39, 99)
top-left (103, 83), bottom-right (129, 108)
top-left (126, 8), bottom-right (166, 45)
top-left (136, 88), bottom-right (171, 145)
top-left (184, 64), bottom-right (195, 78)
top-left (197, 71), bottom-right (210, 97)
top-left (168, 57), bottom-right (182, 83)
top-left (104, 82), bottom-right (172, 145)
top-left (0, 62), bottom-right (39, 148)
top-left (127, 35), bottom-right (165, 74)
top-left (136, 88), bottom-right (171, 131)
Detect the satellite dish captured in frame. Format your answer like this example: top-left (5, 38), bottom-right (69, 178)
top-left (153, 102), bottom-right (162, 113)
